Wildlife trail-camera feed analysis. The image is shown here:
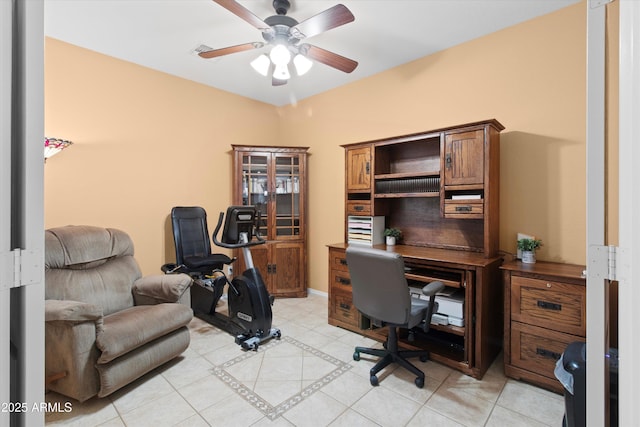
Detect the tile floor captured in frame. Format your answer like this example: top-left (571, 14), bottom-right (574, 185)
top-left (45, 293), bottom-right (566, 426)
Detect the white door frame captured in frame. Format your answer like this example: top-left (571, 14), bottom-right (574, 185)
top-left (617, 0), bottom-right (640, 425)
top-left (1, 0), bottom-right (45, 425)
top-left (586, 0), bottom-right (608, 423)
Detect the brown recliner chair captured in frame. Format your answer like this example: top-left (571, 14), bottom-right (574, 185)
top-left (44, 225), bottom-right (193, 402)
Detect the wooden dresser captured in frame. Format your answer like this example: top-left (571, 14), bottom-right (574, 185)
top-left (501, 260), bottom-right (586, 393)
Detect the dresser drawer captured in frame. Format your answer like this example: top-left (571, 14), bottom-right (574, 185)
top-left (330, 288), bottom-right (360, 328)
top-left (328, 249), bottom-right (349, 272)
top-left (511, 275), bottom-right (586, 336)
top-left (346, 201), bottom-right (371, 216)
top-left (510, 321), bottom-right (584, 381)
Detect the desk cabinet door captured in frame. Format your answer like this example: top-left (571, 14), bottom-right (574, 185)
top-left (444, 129), bottom-right (484, 187)
top-left (346, 146), bottom-right (372, 191)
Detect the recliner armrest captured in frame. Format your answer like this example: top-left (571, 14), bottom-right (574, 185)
top-left (132, 273), bottom-right (192, 305)
top-left (45, 299), bottom-right (103, 323)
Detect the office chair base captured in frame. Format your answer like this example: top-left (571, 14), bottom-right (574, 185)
top-left (353, 345), bottom-right (430, 389)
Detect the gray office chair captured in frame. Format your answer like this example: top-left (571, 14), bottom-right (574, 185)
top-left (346, 245), bottom-right (445, 388)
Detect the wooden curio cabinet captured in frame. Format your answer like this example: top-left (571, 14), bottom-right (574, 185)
top-left (232, 145), bottom-right (308, 297)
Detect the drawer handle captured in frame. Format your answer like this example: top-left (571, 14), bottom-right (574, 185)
top-left (455, 206), bottom-right (472, 212)
top-left (338, 277), bottom-right (351, 285)
top-left (536, 347), bottom-right (562, 360)
top-left (339, 303), bottom-right (351, 310)
top-left (537, 300), bottom-right (562, 311)
top-left (339, 259), bottom-right (347, 265)
top-left (353, 205), bottom-right (364, 211)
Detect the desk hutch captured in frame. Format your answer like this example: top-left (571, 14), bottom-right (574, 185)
top-left (328, 119), bottom-right (504, 378)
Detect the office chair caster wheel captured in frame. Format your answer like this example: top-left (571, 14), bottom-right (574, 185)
top-left (415, 377), bottom-right (424, 388)
top-left (370, 375), bottom-right (379, 386)
top-left (353, 351), bottom-right (360, 361)
top-left (419, 355), bottom-right (428, 362)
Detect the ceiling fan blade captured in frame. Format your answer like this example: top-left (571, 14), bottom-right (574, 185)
top-left (212, 0), bottom-right (271, 31)
top-left (301, 44), bottom-right (358, 73)
top-left (198, 42), bottom-right (263, 59)
top-left (290, 4), bottom-right (355, 39)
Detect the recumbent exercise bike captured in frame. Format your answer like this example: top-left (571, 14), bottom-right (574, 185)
top-left (162, 205), bottom-right (280, 351)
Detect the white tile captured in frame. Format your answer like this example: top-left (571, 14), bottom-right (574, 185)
top-left (405, 406), bottom-right (465, 427)
top-left (253, 380), bottom-right (303, 406)
top-left (45, 393), bottom-right (119, 427)
top-left (199, 393), bottom-right (265, 427)
top-left (496, 381), bottom-right (565, 426)
top-left (321, 371), bottom-right (372, 407)
top-left (351, 386), bottom-right (422, 427)
top-left (257, 356), bottom-right (303, 382)
top-left (119, 392), bottom-right (196, 426)
top-left (485, 405), bottom-right (549, 427)
top-left (109, 371), bottom-right (174, 414)
top-left (425, 385), bottom-right (495, 427)
top-left (177, 374), bottom-right (236, 412)
top-left (328, 408), bottom-right (380, 426)
top-left (282, 390), bottom-right (347, 427)
top-left (160, 353), bottom-right (216, 389)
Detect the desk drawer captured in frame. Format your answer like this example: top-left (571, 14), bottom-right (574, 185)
top-left (330, 269), bottom-right (351, 289)
top-left (444, 200), bottom-right (483, 219)
top-left (346, 201), bottom-right (371, 216)
top-left (329, 249), bottom-right (349, 272)
top-left (330, 288), bottom-right (359, 328)
top-left (510, 321), bottom-right (583, 381)
top-left (511, 276), bottom-right (586, 336)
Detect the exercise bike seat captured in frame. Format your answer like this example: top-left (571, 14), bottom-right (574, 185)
top-left (168, 206), bottom-right (234, 276)
top-left (183, 253), bottom-right (233, 271)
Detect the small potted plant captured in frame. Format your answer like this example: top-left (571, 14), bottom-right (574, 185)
top-left (517, 238), bottom-right (542, 264)
top-left (384, 228), bottom-right (402, 246)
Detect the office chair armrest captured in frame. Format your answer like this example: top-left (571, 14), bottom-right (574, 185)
top-left (133, 273), bottom-right (192, 305)
top-left (422, 281), bottom-right (445, 297)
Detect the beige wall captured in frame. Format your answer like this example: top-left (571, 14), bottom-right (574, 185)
top-left (284, 2), bottom-right (588, 292)
top-left (44, 38), bottom-right (281, 275)
top-left (45, 2), bottom-right (591, 292)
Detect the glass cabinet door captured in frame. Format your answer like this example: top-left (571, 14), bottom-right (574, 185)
top-left (240, 153), bottom-right (269, 236)
top-left (273, 154), bottom-right (302, 239)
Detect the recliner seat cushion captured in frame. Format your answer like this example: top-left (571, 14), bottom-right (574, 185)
top-left (96, 303), bottom-right (192, 364)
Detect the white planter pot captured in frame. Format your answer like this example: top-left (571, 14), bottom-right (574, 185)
top-left (386, 236), bottom-right (396, 246)
top-left (521, 250), bottom-right (536, 264)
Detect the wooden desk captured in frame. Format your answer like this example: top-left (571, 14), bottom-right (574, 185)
top-left (328, 243), bottom-right (503, 379)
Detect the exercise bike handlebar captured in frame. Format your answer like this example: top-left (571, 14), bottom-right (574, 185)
top-left (212, 211), bottom-right (266, 249)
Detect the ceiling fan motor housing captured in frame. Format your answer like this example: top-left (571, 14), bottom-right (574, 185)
top-left (273, 0), bottom-right (291, 15)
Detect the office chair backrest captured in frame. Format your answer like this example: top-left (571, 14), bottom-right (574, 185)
top-left (346, 246), bottom-right (412, 325)
top-left (171, 206), bottom-right (212, 265)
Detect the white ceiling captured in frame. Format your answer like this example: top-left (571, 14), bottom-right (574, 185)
top-left (44, 0), bottom-right (581, 107)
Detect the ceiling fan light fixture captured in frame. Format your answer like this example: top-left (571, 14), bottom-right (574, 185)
top-left (269, 44), bottom-right (291, 66)
top-left (273, 63), bottom-right (291, 80)
top-left (251, 54), bottom-right (271, 76)
top-left (293, 54), bottom-right (313, 76)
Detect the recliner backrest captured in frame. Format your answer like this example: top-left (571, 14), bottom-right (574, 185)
top-left (171, 206), bottom-right (212, 265)
top-left (45, 225), bottom-right (141, 315)
top-left (346, 246), bottom-right (412, 325)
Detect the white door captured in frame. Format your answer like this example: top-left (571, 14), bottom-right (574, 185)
top-left (1, 0), bottom-right (45, 425)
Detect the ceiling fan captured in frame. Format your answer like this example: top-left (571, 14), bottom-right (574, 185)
top-left (199, 0), bottom-right (358, 86)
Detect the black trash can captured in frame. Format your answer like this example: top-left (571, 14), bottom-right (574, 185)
top-left (555, 342), bottom-right (618, 427)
